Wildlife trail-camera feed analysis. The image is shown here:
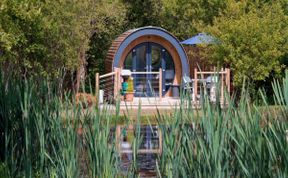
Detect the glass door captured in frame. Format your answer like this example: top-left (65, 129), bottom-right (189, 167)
top-left (125, 42), bottom-right (175, 97)
top-left (132, 44), bottom-right (148, 97)
top-left (147, 44), bottom-right (163, 97)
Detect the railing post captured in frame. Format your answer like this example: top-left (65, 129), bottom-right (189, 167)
top-left (114, 68), bottom-right (119, 100)
top-left (158, 128), bottom-right (162, 155)
top-left (194, 68), bottom-right (198, 102)
top-left (226, 68), bottom-right (231, 94)
top-left (95, 73), bottom-right (99, 107)
top-left (159, 68), bottom-right (162, 101)
top-left (221, 68), bottom-right (224, 104)
top-left (116, 125), bottom-right (121, 152)
top-left (118, 68), bottom-right (122, 99)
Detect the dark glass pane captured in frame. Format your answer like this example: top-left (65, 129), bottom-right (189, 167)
top-left (148, 45), bottom-right (162, 96)
top-left (135, 45), bottom-right (146, 72)
top-left (164, 51), bottom-right (175, 91)
top-left (124, 52), bottom-right (132, 70)
top-left (134, 45), bottom-right (147, 96)
top-left (151, 45), bottom-right (161, 72)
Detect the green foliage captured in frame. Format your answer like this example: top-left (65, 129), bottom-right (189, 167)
top-left (0, 73), bottom-right (118, 177)
top-left (121, 0), bottom-right (227, 39)
top-left (202, 1), bottom-right (288, 87)
top-left (87, 1), bottom-right (127, 79)
top-left (160, 0), bottom-right (227, 40)
top-left (1, 71), bottom-right (288, 177)
top-left (122, 0), bottom-right (162, 28)
top-left (156, 72), bottom-right (288, 177)
top-left (0, 0), bottom-right (48, 75)
top-left (0, 0), bottom-right (94, 78)
top-left (0, 162), bottom-right (8, 178)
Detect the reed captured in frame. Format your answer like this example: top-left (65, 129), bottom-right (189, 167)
top-left (0, 76), bottom-right (120, 177)
top-left (0, 71), bottom-right (287, 177)
top-left (156, 72), bottom-right (288, 177)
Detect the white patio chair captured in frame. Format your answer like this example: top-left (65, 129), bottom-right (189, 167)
top-left (182, 75), bottom-right (194, 97)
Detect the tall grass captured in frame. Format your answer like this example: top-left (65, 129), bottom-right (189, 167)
top-left (0, 75), bottom-right (119, 177)
top-left (0, 71), bottom-right (287, 177)
top-left (156, 71), bottom-right (288, 177)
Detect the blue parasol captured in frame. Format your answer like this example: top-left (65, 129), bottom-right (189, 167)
top-left (181, 33), bottom-right (217, 45)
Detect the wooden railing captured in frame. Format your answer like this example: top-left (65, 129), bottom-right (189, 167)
top-left (95, 67), bottom-right (231, 104)
top-left (95, 68), bottom-right (163, 103)
top-left (194, 68), bottom-right (230, 103)
top-left (131, 68), bottom-right (162, 100)
top-left (95, 68), bottom-right (121, 103)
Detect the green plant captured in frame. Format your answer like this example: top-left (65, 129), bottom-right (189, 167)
top-left (0, 73), bottom-right (121, 177)
top-left (202, 1), bottom-right (288, 88)
top-left (154, 71), bottom-right (288, 177)
top-left (0, 71), bottom-right (288, 177)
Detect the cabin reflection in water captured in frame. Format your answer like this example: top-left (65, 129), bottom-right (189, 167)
top-left (115, 125), bottom-right (162, 175)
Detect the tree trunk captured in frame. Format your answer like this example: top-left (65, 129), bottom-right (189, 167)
top-left (75, 48), bottom-right (87, 93)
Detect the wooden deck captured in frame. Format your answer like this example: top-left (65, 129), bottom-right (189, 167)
top-left (120, 97), bottom-right (183, 108)
top-left (99, 97), bottom-right (201, 117)
top-left (98, 96), bottom-right (231, 117)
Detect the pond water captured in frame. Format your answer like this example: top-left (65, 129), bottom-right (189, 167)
top-left (116, 125), bottom-right (161, 177)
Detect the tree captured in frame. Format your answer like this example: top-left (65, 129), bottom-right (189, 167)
top-left (86, 1), bottom-right (127, 89)
top-left (202, 1), bottom-right (288, 87)
top-left (160, 0), bottom-right (227, 40)
top-left (0, 0), bottom-right (95, 90)
top-left (0, 0), bottom-right (49, 78)
top-left (122, 0), bottom-right (162, 28)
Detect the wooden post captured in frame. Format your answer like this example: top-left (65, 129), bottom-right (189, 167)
top-left (158, 128), bottom-right (162, 155)
top-left (221, 68), bottom-right (224, 104)
top-left (95, 73), bottom-right (99, 106)
top-left (116, 125), bottom-right (121, 152)
top-left (194, 68), bottom-right (198, 102)
top-left (114, 68), bottom-right (119, 100)
top-left (159, 68), bottom-right (162, 101)
top-left (227, 68), bottom-right (231, 94)
top-left (118, 68), bottom-right (122, 95)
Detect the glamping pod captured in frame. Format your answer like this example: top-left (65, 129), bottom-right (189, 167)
top-left (105, 26), bottom-right (189, 97)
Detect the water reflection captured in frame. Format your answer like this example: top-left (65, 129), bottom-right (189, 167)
top-left (115, 125), bottom-right (162, 177)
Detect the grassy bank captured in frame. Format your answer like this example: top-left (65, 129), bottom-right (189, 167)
top-left (0, 72), bottom-right (287, 177)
